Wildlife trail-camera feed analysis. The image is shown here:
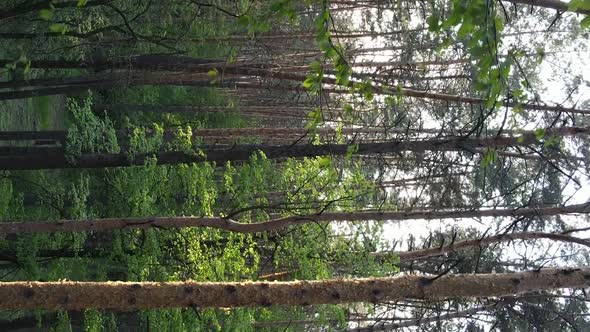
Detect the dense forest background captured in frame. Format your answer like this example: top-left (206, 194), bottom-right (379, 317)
top-left (0, 0), bottom-right (590, 331)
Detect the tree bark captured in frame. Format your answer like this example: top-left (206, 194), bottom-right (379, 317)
top-left (506, 0), bottom-right (590, 15)
top-left (0, 0), bottom-right (113, 20)
top-left (0, 126), bottom-right (586, 170)
top-left (0, 203), bottom-right (588, 235)
top-left (0, 268), bottom-right (587, 310)
top-left (0, 127), bottom-right (428, 143)
top-left (347, 304), bottom-right (496, 332)
top-left (1, 55), bottom-right (588, 115)
top-left (386, 231), bottom-right (590, 262)
top-left (185, 28), bottom-right (426, 42)
top-left (0, 130), bottom-right (66, 142)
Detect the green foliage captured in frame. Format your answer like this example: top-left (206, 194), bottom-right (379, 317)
top-left (303, 60), bottom-right (324, 95)
top-left (351, 80), bottom-right (374, 101)
top-left (49, 23), bottom-right (68, 34)
top-left (0, 2), bottom-right (403, 330)
top-left (39, 8), bottom-right (54, 21)
top-left (65, 95), bottom-right (119, 160)
top-left (83, 310), bottom-right (103, 332)
top-left (430, 0), bottom-right (511, 108)
top-left (569, 0), bottom-right (590, 27)
top-left (306, 107), bottom-right (323, 131)
top-left (480, 148), bottom-right (498, 169)
top-left (126, 124), bottom-right (164, 157)
top-left (52, 311), bottom-right (73, 332)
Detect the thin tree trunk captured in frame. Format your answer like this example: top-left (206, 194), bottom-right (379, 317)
top-left (2, 55), bottom-right (587, 115)
top-left (0, 268), bottom-right (587, 310)
top-left (0, 146), bottom-right (64, 155)
top-left (0, 55), bottom-right (221, 71)
top-left (0, 203), bottom-right (588, 235)
top-left (0, 131), bottom-right (66, 142)
top-left (0, 0), bottom-right (113, 20)
top-left (385, 231), bottom-right (590, 262)
top-left (347, 304), bottom-right (497, 332)
top-left (0, 126), bottom-right (586, 170)
top-left (1, 127), bottom-right (435, 143)
top-left (231, 68), bottom-right (590, 115)
top-left (179, 28), bottom-right (426, 43)
top-left (506, 0), bottom-right (590, 15)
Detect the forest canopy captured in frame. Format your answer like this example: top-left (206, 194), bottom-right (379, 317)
top-left (0, 0), bottom-right (589, 331)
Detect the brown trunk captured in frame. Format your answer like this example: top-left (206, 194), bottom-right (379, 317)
top-left (0, 130), bottom-right (66, 142)
top-left (384, 231), bottom-right (590, 262)
top-left (0, 0), bottom-right (113, 20)
top-left (347, 304), bottom-right (497, 332)
top-left (0, 268), bottom-right (587, 310)
top-left (2, 54), bottom-right (586, 115)
top-left (507, 0), bottom-right (590, 15)
top-left (0, 126), bottom-right (585, 170)
top-left (0, 203), bottom-right (588, 235)
top-left (229, 68), bottom-right (590, 115)
top-left (194, 28), bottom-right (426, 42)
top-left (5, 127), bottom-right (423, 142)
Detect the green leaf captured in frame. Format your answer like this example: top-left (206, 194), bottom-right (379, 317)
top-left (317, 39), bottom-right (331, 52)
top-left (207, 69), bottom-right (218, 78)
top-left (49, 23), bottom-right (68, 34)
top-left (310, 60), bottom-right (322, 72)
top-left (343, 103), bottom-right (354, 116)
top-left (569, 0), bottom-right (590, 11)
top-left (457, 22), bottom-right (473, 37)
top-left (480, 149), bottom-right (497, 168)
top-left (317, 156), bottom-right (332, 168)
top-left (500, 64), bottom-right (511, 79)
top-left (435, 37), bottom-right (453, 53)
top-left (427, 15), bottom-right (440, 32)
top-left (346, 144), bottom-right (359, 160)
top-left (77, 0), bottom-right (88, 6)
top-left (302, 77), bottom-right (315, 89)
top-left (442, 11), bottom-right (463, 28)
top-left (238, 15), bottom-right (250, 27)
top-left (494, 17), bottom-right (504, 32)
top-left (535, 128), bottom-right (546, 140)
top-left (39, 8), bottom-right (54, 20)
top-left (581, 15), bottom-right (590, 28)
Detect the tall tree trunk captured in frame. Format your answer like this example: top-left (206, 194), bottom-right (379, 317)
top-left (347, 304), bottom-right (497, 332)
top-left (0, 131), bottom-right (66, 142)
top-left (0, 268), bottom-right (587, 310)
top-left (199, 29), bottom-right (424, 42)
top-left (0, 0), bottom-right (113, 20)
top-left (0, 203), bottom-right (588, 234)
top-left (0, 127), bottom-right (435, 143)
top-left (382, 231), bottom-right (590, 262)
top-left (507, 0), bottom-right (590, 15)
top-left (2, 55), bottom-right (587, 115)
top-left (0, 126), bottom-right (585, 170)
